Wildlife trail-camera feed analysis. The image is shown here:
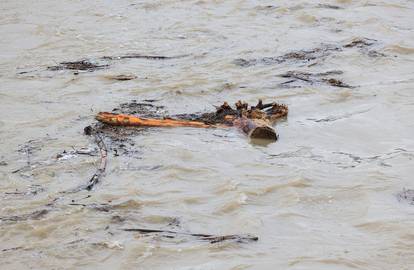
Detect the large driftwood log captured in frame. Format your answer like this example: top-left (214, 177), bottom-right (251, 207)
top-left (95, 100), bottom-right (288, 141)
top-left (96, 112), bottom-right (277, 140)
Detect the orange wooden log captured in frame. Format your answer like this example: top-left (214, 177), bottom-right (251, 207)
top-left (96, 112), bottom-right (213, 128)
top-left (96, 112), bottom-right (278, 141)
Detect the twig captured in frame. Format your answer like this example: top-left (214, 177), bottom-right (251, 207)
top-left (65, 126), bottom-right (107, 192)
top-left (85, 130), bottom-right (107, 191)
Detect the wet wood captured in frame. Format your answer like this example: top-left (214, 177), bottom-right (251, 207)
top-left (96, 112), bottom-right (277, 140)
top-left (95, 100), bottom-right (288, 141)
top-left (233, 117), bottom-right (277, 140)
top-left (96, 112), bottom-right (213, 128)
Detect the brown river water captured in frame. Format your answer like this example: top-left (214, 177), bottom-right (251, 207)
top-left (1, 0), bottom-right (414, 269)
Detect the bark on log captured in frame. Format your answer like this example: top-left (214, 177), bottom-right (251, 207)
top-left (232, 117), bottom-right (278, 141)
top-left (96, 112), bottom-right (212, 128)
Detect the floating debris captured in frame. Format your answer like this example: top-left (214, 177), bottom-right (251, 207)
top-left (56, 147), bottom-right (97, 160)
top-left (1, 247), bottom-right (23, 252)
top-left (317, 4), bottom-right (342, 9)
top-left (43, 54), bottom-right (185, 74)
top-left (104, 74), bottom-right (138, 81)
top-left (48, 60), bottom-right (109, 72)
top-left (123, 228), bottom-right (258, 244)
top-left (96, 100), bottom-right (288, 141)
top-left (279, 70), bottom-right (353, 88)
top-left (68, 202), bottom-right (112, 212)
top-left (322, 78), bottom-right (351, 88)
top-left (344, 38), bottom-right (377, 48)
top-left (65, 127), bottom-right (107, 192)
top-left (234, 38), bottom-right (384, 67)
top-left (234, 44), bottom-right (342, 67)
top-left (0, 209), bottom-right (49, 222)
top-left (4, 184), bottom-right (45, 197)
top-left (101, 54), bottom-right (185, 60)
top-left (397, 188), bottom-right (414, 205)
top-left (112, 101), bottom-right (166, 117)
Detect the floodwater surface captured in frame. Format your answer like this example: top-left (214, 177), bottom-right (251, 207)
top-left (1, 0), bottom-right (414, 269)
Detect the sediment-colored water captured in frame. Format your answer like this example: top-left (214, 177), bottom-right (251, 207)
top-left (1, 1), bottom-right (414, 269)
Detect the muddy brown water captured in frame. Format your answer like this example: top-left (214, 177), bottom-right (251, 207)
top-left (1, 1), bottom-right (414, 269)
